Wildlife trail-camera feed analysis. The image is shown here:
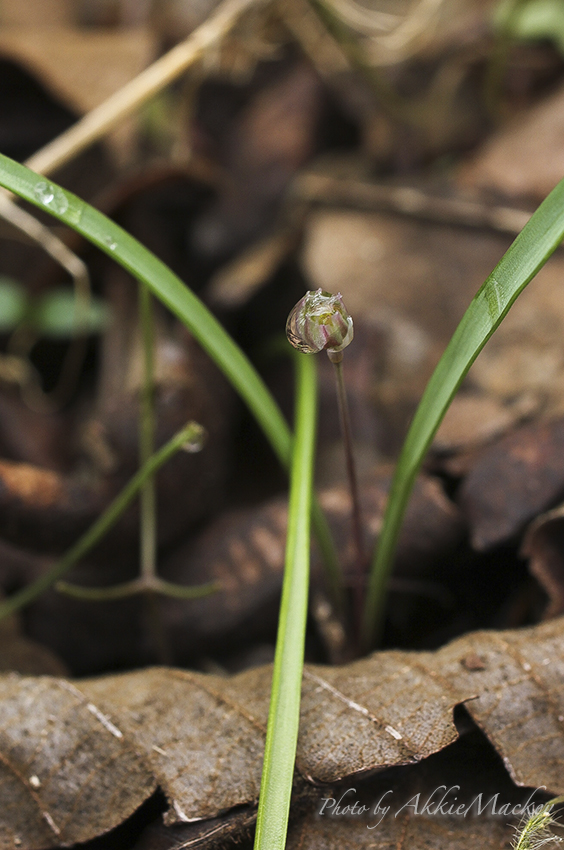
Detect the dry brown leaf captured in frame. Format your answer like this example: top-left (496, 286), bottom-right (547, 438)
top-left (459, 417), bottom-right (564, 550)
top-left (160, 471), bottom-right (462, 658)
top-left (0, 609), bottom-right (66, 676)
top-left (1, 616), bottom-right (563, 847)
top-left (433, 391), bottom-right (535, 454)
top-left (288, 808), bottom-right (513, 850)
top-left (522, 504), bottom-right (564, 618)
top-left (0, 27), bottom-right (155, 116)
top-left (285, 727), bottom-right (532, 850)
top-left (0, 25), bottom-right (155, 165)
top-left (459, 81), bottom-right (564, 203)
top-left (0, 675), bottom-right (156, 848)
top-left (0, 0), bottom-right (73, 26)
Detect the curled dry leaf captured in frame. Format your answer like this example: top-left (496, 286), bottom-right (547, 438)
top-left (0, 458), bottom-right (108, 553)
top-left (1, 616), bottom-right (563, 848)
top-left (0, 674), bottom-right (156, 849)
top-left (286, 721), bottom-right (536, 850)
top-left (287, 806), bottom-right (513, 850)
top-left (522, 504), bottom-right (564, 619)
top-left (458, 416), bottom-right (564, 551)
top-left (159, 469), bottom-right (463, 659)
top-left (0, 605), bottom-right (66, 677)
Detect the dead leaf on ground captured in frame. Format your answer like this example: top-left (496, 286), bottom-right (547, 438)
top-left (433, 391), bottom-right (535, 454)
top-left (0, 605), bottom-right (66, 676)
top-left (0, 25), bottom-right (155, 165)
top-left (289, 806), bottom-right (514, 850)
top-left (522, 504), bottom-right (564, 618)
top-left (459, 81), bottom-right (564, 203)
top-left (286, 720), bottom-right (540, 850)
top-left (458, 416), bottom-right (564, 551)
top-left (136, 722), bottom-right (530, 850)
top-left (155, 469), bottom-right (462, 659)
top-left (0, 27), bottom-right (156, 117)
top-left (1, 615), bottom-right (563, 848)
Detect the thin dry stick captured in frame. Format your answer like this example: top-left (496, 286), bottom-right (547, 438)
top-left (293, 171), bottom-right (532, 236)
top-left (24, 0), bottom-right (271, 178)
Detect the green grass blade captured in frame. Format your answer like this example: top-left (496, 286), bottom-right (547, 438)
top-left (254, 352), bottom-right (317, 850)
top-left (0, 154), bottom-right (342, 599)
top-left (1, 160), bottom-right (289, 460)
top-left (361, 175), bottom-right (564, 650)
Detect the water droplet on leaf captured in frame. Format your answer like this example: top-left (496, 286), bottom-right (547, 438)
top-left (33, 181), bottom-right (69, 215)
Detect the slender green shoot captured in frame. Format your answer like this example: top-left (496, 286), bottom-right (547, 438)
top-left (361, 173), bottom-right (564, 651)
top-left (0, 153), bottom-right (342, 605)
top-left (136, 280), bottom-right (171, 662)
top-left (56, 575), bottom-right (217, 601)
top-left (0, 423), bottom-right (215, 622)
top-left (254, 352), bottom-right (317, 850)
top-left (138, 281), bottom-right (157, 583)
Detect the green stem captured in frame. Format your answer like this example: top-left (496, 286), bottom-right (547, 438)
top-left (0, 422), bottom-right (204, 622)
top-left (138, 281), bottom-right (157, 582)
top-left (56, 575), bottom-right (218, 600)
top-left (253, 352), bottom-right (317, 850)
top-left (137, 282), bottom-right (170, 660)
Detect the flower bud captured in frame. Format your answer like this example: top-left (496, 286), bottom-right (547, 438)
top-left (286, 289), bottom-right (354, 356)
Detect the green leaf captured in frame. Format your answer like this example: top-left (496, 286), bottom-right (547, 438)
top-left (362, 173), bottom-right (564, 650)
top-left (0, 152), bottom-right (341, 598)
top-left (32, 288), bottom-right (111, 338)
top-left (254, 353), bottom-right (317, 850)
top-left (0, 276), bottom-right (29, 332)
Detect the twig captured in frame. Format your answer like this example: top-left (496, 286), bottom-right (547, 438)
top-left (24, 0), bottom-right (271, 178)
top-left (293, 170), bottom-right (532, 236)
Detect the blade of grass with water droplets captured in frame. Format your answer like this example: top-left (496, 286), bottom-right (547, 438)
top-left (0, 153), bottom-right (342, 601)
top-left (362, 175), bottom-right (564, 650)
